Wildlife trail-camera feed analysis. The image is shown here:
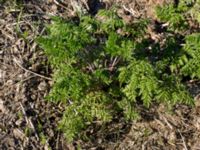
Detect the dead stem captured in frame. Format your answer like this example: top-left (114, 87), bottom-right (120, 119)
top-left (13, 57), bottom-right (52, 80)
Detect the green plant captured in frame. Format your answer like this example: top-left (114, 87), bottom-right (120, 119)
top-left (155, 1), bottom-right (200, 79)
top-left (156, 0), bottom-right (200, 31)
top-left (37, 7), bottom-right (197, 141)
top-left (172, 33), bottom-right (200, 78)
top-left (156, 3), bottom-right (188, 31)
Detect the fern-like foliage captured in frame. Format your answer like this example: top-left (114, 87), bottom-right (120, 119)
top-left (156, 0), bottom-right (200, 31)
top-left (37, 7), bottom-right (197, 141)
top-left (178, 33), bottom-right (200, 78)
top-left (119, 60), bottom-right (158, 108)
top-left (156, 4), bottom-right (188, 31)
top-left (37, 11), bottom-right (144, 141)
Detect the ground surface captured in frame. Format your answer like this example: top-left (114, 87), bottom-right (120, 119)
top-left (0, 0), bottom-right (200, 150)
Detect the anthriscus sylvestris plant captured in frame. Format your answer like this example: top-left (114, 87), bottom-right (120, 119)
top-left (37, 5), bottom-right (199, 141)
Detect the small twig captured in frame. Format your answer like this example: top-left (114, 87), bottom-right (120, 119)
top-left (188, 79), bottom-right (200, 83)
top-left (19, 102), bottom-right (29, 124)
top-left (19, 102), bottom-right (39, 140)
top-left (16, 75), bottom-right (36, 84)
top-left (162, 116), bottom-right (173, 130)
top-left (56, 132), bottom-right (60, 150)
top-left (110, 56), bottom-right (120, 71)
top-left (53, 0), bottom-right (60, 5)
top-left (81, 0), bottom-right (90, 11)
top-left (13, 128), bottom-right (28, 141)
top-left (1, 28), bottom-right (15, 40)
top-left (53, 0), bottom-right (71, 11)
top-left (13, 57), bottom-right (52, 80)
top-left (178, 130), bottom-right (188, 150)
top-left (86, 63), bottom-right (94, 72)
top-left (154, 118), bottom-right (165, 128)
top-left (122, 5), bottom-right (140, 18)
top-left (70, 0), bottom-right (87, 14)
top-left (162, 22), bottom-right (169, 27)
top-left (29, 118), bottom-right (39, 140)
top-left (111, 57), bottom-right (118, 67)
top-left (142, 141), bottom-right (148, 150)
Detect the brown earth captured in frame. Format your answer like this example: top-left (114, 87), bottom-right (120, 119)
top-left (0, 0), bottom-right (200, 150)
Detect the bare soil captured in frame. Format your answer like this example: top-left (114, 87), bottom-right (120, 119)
top-left (1, 0), bottom-right (200, 150)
